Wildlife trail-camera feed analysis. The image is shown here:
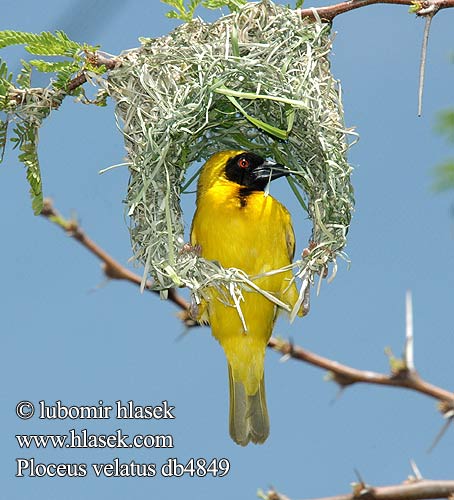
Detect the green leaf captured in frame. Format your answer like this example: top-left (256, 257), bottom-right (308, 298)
top-left (16, 60), bottom-right (32, 88)
top-left (11, 122), bottom-right (27, 149)
top-left (161, 0), bottom-right (202, 21)
top-left (433, 109), bottom-right (454, 193)
top-left (295, 0), bottom-right (304, 7)
top-left (285, 105), bottom-right (295, 134)
top-left (29, 58), bottom-right (82, 92)
top-left (0, 57), bottom-right (13, 100)
top-left (161, 0), bottom-right (184, 7)
top-left (222, 93), bottom-right (288, 140)
top-left (435, 109), bottom-right (454, 143)
top-left (202, 0), bottom-right (247, 11)
top-left (432, 160), bottom-right (454, 192)
top-left (0, 119), bottom-right (7, 163)
top-left (181, 165), bottom-right (203, 193)
top-left (287, 175), bottom-right (308, 211)
top-left (53, 62), bottom-right (80, 91)
top-left (231, 24), bottom-right (240, 57)
top-left (11, 120), bottom-right (44, 213)
top-left (84, 62), bottom-right (106, 75)
top-left (0, 29), bottom-right (109, 213)
top-left (17, 128), bottom-right (43, 214)
top-left (0, 58), bottom-right (12, 82)
top-left (408, 1), bottom-right (422, 13)
top-left (0, 30), bottom-right (82, 57)
top-left (29, 59), bottom-right (76, 73)
top-left (161, 0), bottom-right (245, 20)
top-left (215, 85), bottom-right (308, 108)
top-left (0, 30), bottom-right (43, 49)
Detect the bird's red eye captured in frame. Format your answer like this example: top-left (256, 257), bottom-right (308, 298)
top-left (238, 157), bottom-right (249, 169)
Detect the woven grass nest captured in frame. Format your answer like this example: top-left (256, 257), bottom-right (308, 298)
top-left (105, 0), bottom-right (355, 319)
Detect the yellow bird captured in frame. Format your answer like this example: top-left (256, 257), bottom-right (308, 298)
top-left (190, 150), bottom-right (299, 446)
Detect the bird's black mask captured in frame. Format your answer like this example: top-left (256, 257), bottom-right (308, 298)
top-left (225, 152), bottom-right (289, 192)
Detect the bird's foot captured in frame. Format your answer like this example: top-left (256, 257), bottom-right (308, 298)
top-left (179, 242), bottom-right (202, 256)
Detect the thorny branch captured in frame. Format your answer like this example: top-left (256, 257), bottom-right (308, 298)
top-left (40, 199), bottom-right (191, 320)
top-left (67, 53), bottom-right (118, 92)
top-left (41, 199), bottom-right (454, 415)
top-left (298, 0), bottom-right (453, 22)
top-left (299, 0), bottom-right (449, 115)
top-left (265, 478), bottom-right (454, 500)
top-left (268, 337), bottom-right (454, 406)
top-left (8, 54), bottom-right (118, 106)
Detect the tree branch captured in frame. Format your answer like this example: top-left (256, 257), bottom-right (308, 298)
top-left (67, 52), bottom-right (118, 93)
top-left (299, 0), bottom-right (454, 21)
top-left (268, 337), bottom-right (454, 410)
top-left (8, 53), bottom-right (119, 106)
top-left (40, 199), bottom-right (192, 323)
top-left (266, 479), bottom-right (454, 500)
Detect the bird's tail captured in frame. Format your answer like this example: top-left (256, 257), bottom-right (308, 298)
top-left (228, 363), bottom-right (269, 446)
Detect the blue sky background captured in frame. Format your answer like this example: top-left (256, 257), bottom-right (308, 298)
top-left (1, 1), bottom-right (454, 499)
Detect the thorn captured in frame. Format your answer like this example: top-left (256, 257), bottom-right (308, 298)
top-left (329, 384), bottom-right (345, 405)
top-left (87, 277), bottom-right (110, 293)
top-left (352, 469), bottom-right (370, 497)
top-left (316, 271), bottom-right (323, 296)
top-left (409, 459), bottom-right (423, 480)
top-left (279, 353), bottom-right (291, 363)
top-left (354, 468), bottom-right (365, 485)
top-left (175, 327), bottom-right (191, 342)
top-left (428, 415), bottom-right (453, 453)
top-left (417, 12), bottom-right (435, 117)
top-left (405, 290), bottom-right (415, 371)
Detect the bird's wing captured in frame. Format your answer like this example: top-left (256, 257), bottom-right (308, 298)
top-left (283, 208), bottom-right (296, 261)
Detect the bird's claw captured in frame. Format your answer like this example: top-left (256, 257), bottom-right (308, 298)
top-left (179, 243), bottom-right (202, 256)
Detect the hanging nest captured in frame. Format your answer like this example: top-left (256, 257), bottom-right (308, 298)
top-left (105, 0), bottom-right (355, 319)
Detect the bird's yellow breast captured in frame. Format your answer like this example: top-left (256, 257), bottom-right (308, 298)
top-left (191, 179), bottom-right (294, 276)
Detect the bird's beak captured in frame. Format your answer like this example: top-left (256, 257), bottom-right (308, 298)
top-left (252, 160), bottom-right (290, 183)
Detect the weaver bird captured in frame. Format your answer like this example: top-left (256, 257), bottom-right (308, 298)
top-left (190, 150), bottom-right (300, 446)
